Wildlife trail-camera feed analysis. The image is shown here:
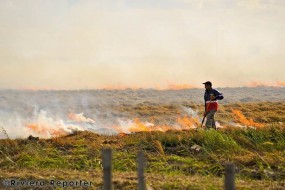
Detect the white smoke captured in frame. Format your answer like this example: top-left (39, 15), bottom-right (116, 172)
top-left (25, 110), bottom-right (85, 138)
top-left (68, 113), bottom-right (96, 124)
top-left (182, 106), bottom-right (200, 118)
top-left (0, 90), bottom-right (262, 139)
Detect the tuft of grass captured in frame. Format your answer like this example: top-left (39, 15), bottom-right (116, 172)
top-left (153, 140), bottom-right (165, 156)
top-left (201, 129), bottom-right (241, 153)
top-left (0, 126), bottom-right (9, 139)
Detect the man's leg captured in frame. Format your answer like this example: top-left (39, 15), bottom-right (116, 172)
top-left (205, 110), bottom-right (217, 129)
top-left (212, 112), bottom-right (216, 129)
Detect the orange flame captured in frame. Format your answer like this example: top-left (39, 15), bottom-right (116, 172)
top-left (248, 81), bottom-right (271, 87)
top-left (177, 116), bottom-right (200, 129)
top-left (118, 133), bottom-right (127, 137)
top-left (113, 116), bottom-right (200, 134)
top-left (276, 81), bottom-right (285, 87)
top-left (26, 124), bottom-right (67, 137)
top-left (26, 109), bottom-right (201, 138)
top-left (248, 81), bottom-right (285, 88)
top-left (232, 109), bottom-right (263, 127)
top-left (129, 118), bottom-right (152, 132)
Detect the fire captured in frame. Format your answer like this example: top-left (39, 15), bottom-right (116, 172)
top-left (118, 133), bottom-right (127, 137)
top-left (114, 115), bottom-right (200, 134)
top-left (26, 124), bottom-right (68, 137)
top-left (68, 113), bottom-right (95, 123)
top-left (177, 116), bottom-right (200, 129)
top-left (119, 118), bottom-right (164, 133)
top-left (25, 107), bottom-right (202, 138)
top-left (276, 81), bottom-right (285, 87)
top-left (248, 81), bottom-right (285, 88)
top-left (129, 118), bottom-right (152, 132)
top-left (232, 109), bottom-right (263, 127)
top-left (25, 110), bottom-right (85, 138)
top-left (248, 81), bottom-right (272, 87)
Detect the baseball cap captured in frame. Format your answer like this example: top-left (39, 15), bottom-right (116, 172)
top-left (203, 81), bottom-right (212, 86)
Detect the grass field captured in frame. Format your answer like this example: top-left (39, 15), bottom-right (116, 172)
top-left (1, 101), bottom-right (285, 189)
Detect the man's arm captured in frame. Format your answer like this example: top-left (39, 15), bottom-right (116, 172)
top-left (204, 92), bottom-right (207, 112)
top-left (213, 89), bottom-right (224, 100)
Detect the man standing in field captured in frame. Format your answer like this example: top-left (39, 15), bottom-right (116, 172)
top-left (203, 81), bottom-right (224, 129)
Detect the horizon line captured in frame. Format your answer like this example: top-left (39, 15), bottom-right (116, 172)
top-left (0, 86), bottom-right (284, 91)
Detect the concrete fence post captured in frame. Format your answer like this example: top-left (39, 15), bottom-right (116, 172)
top-left (225, 162), bottom-right (235, 190)
top-left (102, 149), bottom-right (112, 190)
top-left (137, 151), bottom-right (146, 190)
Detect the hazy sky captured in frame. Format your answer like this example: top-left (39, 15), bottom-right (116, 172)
top-left (0, 0), bottom-right (284, 89)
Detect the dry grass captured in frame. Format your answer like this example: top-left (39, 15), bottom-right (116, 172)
top-left (114, 101), bottom-right (285, 126)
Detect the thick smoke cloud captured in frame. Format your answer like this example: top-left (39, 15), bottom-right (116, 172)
top-left (0, 0), bottom-right (284, 89)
